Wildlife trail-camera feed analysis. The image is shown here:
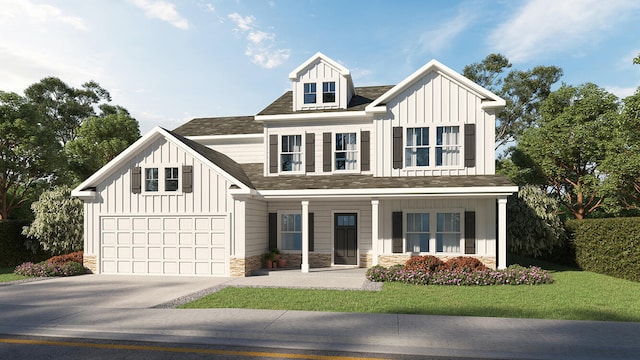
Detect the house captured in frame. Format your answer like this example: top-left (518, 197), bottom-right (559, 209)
top-left (72, 52), bottom-right (517, 277)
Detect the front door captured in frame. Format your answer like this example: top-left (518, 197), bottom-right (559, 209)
top-left (334, 213), bottom-right (357, 265)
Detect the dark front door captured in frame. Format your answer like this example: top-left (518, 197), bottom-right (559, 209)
top-left (334, 213), bottom-right (357, 265)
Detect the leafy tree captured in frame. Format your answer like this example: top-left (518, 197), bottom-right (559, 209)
top-left (65, 106), bottom-right (141, 182)
top-left (0, 92), bottom-right (60, 220)
top-left (463, 54), bottom-right (563, 149)
top-left (514, 83), bottom-right (621, 219)
top-left (507, 185), bottom-right (565, 257)
top-left (22, 185), bottom-right (83, 255)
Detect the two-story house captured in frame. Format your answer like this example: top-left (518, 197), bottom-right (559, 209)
top-left (72, 52), bottom-right (517, 277)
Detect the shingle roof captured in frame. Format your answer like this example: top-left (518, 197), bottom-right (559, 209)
top-left (173, 116), bottom-right (263, 136)
top-left (166, 129), bottom-right (255, 189)
top-left (257, 85), bottom-right (394, 116)
top-left (240, 163), bottom-right (515, 191)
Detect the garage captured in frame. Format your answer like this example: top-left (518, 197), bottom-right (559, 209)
top-left (100, 215), bottom-right (229, 276)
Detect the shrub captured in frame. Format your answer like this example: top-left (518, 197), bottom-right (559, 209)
top-left (0, 220), bottom-right (51, 267)
top-left (47, 251), bottom-right (83, 266)
top-left (445, 256), bottom-right (488, 272)
top-left (14, 261), bottom-right (88, 277)
top-left (404, 255), bottom-right (444, 272)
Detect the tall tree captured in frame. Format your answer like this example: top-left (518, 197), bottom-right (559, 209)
top-left (0, 92), bottom-right (60, 220)
top-left (513, 83), bottom-right (621, 220)
top-left (463, 54), bottom-right (563, 149)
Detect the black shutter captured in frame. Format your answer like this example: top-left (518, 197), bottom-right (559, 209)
top-left (306, 133), bottom-right (315, 172)
top-left (392, 211), bottom-right (403, 253)
top-left (181, 165), bottom-right (193, 193)
top-left (323, 132), bottom-right (332, 172)
top-left (269, 135), bottom-right (278, 173)
top-left (131, 167), bottom-right (141, 194)
top-left (361, 130), bottom-right (370, 171)
top-left (392, 127), bottom-right (403, 169)
top-left (464, 124), bottom-right (476, 168)
top-left (309, 212), bottom-right (314, 252)
top-left (268, 213), bottom-right (277, 251)
top-left (465, 211), bottom-right (476, 254)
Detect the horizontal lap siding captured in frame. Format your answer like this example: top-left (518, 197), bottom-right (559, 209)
top-left (244, 198), bottom-right (268, 257)
top-left (206, 142), bottom-right (264, 164)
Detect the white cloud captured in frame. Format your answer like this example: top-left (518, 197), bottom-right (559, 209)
top-left (0, 0), bottom-right (87, 30)
top-left (606, 85), bottom-right (638, 99)
top-left (227, 12), bottom-right (290, 69)
top-left (490, 0), bottom-right (640, 63)
top-left (131, 0), bottom-right (189, 30)
top-left (418, 10), bottom-right (473, 55)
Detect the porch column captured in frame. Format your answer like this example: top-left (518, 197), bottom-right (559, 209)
top-left (371, 200), bottom-right (379, 266)
top-left (497, 198), bottom-right (507, 270)
top-left (301, 200), bottom-right (310, 273)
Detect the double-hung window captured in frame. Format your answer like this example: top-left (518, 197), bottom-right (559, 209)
top-left (165, 167), bottom-right (179, 191)
top-left (322, 81), bottom-right (335, 103)
top-left (406, 213), bottom-right (430, 252)
top-left (335, 133), bottom-right (357, 170)
top-left (281, 135), bottom-right (302, 172)
top-left (436, 212), bottom-right (461, 253)
top-left (436, 126), bottom-right (460, 166)
top-left (405, 128), bottom-right (429, 167)
top-left (145, 168), bottom-right (158, 192)
top-left (304, 83), bottom-right (316, 104)
top-left (281, 214), bottom-right (302, 250)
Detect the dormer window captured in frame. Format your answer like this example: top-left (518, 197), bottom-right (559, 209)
top-left (322, 82), bottom-right (335, 103)
top-left (304, 83), bottom-right (316, 104)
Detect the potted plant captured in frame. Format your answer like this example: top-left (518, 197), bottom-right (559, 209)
top-left (264, 252), bottom-right (275, 269)
top-left (277, 257), bottom-right (287, 268)
top-left (270, 248), bottom-right (281, 261)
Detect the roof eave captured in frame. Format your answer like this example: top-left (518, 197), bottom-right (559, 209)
top-left (257, 186), bottom-right (519, 199)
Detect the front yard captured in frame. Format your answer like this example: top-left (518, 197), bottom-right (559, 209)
top-left (181, 266), bottom-right (640, 322)
top-left (0, 267), bottom-right (28, 282)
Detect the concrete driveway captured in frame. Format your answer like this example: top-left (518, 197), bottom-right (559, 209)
top-left (0, 274), bottom-right (232, 308)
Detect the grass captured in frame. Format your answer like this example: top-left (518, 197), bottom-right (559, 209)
top-left (180, 262), bottom-right (640, 322)
top-left (0, 267), bottom-right (28, 282)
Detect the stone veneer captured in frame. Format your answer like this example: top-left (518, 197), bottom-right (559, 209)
top-left (83, 255), bottom-right (97, 273)
top-left (230, 254), bottom-right (263, 277)
top-left (378, 254), bottom-right (497, 269)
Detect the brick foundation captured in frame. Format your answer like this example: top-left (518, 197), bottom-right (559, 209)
top-left (377, 254), bottom-right (497, 270)
top-left (83, 255), bottom-right (97, 273)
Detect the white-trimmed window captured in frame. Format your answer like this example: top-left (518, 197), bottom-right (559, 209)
top-left (281, 135), bottom-right (302, 172)
top-left (281, 214), bottom-right (302, 250)
top-left (335, 132), bottom-right (357, 170)
top-left (436, 126), bottom-right (460, 166)
top-left (304, 83), bottom-right (316, 104)
top-left (145, 168), bottom-right (158, 192)
top-left (436, 212), bottom-right (461, 253)
top-left (406, 213), bottom-right (430, 252)
top-left (165, 167), bottom-right (179, 191)
top-left (405, 128), bottom-right (429, 167)
top-left (322, 81), bottom-right (335, 103)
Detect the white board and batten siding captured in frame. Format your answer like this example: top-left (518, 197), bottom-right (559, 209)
top-left (292, 59), bottom-right (352, 111)
top-left (374, 71), bottom-right (496, 177)
top-left (84, 137), bottom-right (234, 276)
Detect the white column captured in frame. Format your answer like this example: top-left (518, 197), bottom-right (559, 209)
top-left (497, 198), bottom-right (508, 270)
top-left (371, 200), bottom-right (379, 266)
top-left (301, 200), bottom-right (310, 273)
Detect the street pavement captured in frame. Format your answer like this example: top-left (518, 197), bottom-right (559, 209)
top-left (0, 269), bottom-right (639, 359)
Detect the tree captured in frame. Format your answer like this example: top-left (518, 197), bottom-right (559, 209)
top-left (65, 106), bottom-right (141, 182)
top-left (507, 185), bottom-right (565, 257)
top-left (514, 83), bottom-right (621, 219)
top-left (463, 54), bottom-right (563, 149)
top-left (0, 92), bottom-right (60, 220)
top-left (22, 185), bottom-right (83, 255)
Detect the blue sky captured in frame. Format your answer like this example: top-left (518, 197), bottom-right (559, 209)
top-left (2, 0), bottom-right (640, 134)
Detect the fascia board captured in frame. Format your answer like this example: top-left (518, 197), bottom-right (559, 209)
top-left (288, 52), bottom-right (351, 80)
top-left (258, 186), bottom-right (519, 199)
top-left (255, 111), bottom-right (370, 122)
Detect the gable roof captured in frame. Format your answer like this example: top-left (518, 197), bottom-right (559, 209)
top-left (366, 59), bottom-right (505, 111)
top-left (173, 116), bottom-right (262, 136)
top-left (257, 85), bottom-right (393, 116)
top-left (71, 127), bottom-right (254, 198)
top-left (288, 51), bottom-right (351, 80)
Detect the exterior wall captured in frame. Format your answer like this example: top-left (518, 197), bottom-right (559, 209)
top-left (292, 58), bottom-right (350, 111)
top-left (197, 137), bottom-right (263, 164)
top-left (244, 198), bottom-right (268, 257)
top-left (374, 71), bottom-right (496, 177)
top-left (83, 137), bottom-right (234, 273)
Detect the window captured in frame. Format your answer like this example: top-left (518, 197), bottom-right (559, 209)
top-left (304, 83), bottom-right (316, 104)
top-left (281, 135), bottom-right (302, 172)
top-left (335, 133), bottom-right (357, 170)
top-left (406, 213), bottom-right (430, 252)
top-left (436, 212), bottom-right (461, 253)
top-left (165, 167), bottom-right (179, 191)
top-left (145, 168), bottom-right (158, 192)
top-left (436, 126), bottom-right (460, 166)
top-left (405, 128), bottom-right (429, 167)
top-left (281, 214), bottom-right (302, 250)
top-left (322, 81), bottom-right (335, 103)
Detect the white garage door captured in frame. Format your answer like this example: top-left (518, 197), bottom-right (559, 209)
top-left (100, 215), bottom-right (228, 276)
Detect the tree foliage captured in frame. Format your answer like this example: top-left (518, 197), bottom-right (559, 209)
top-left (507, 185), bottom-right (565, 257)
top-left (22, 185), bottom-right (83, 255)
top-left (463, 54), bottom-right (563, 150)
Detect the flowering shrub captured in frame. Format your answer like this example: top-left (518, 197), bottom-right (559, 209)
top-left (14, 261), bottom-right (88, 277)
top-left (47, 251), bottom-right (83, 266)
top-left (404, 255), bottom-right (445, 272)
top-left (366, 263), bottom-right (553, 286)
top-left (444, 256), bottom-right (488, 272)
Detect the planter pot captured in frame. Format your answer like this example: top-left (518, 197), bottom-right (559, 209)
top-left (277, 259), bottom-right (287, 268)
top-left (265, 260), bottom-right (273, 269)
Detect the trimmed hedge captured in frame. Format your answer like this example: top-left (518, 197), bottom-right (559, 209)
top-left (0, 220), bottom-right (50, 267)
top-left (565, 218), bottom-right (640, 282)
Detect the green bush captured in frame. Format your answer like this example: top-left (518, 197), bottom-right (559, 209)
top-left (0, 220), bottom-right (50, 267)
top-left (565, 218), bottom-right (640, 282)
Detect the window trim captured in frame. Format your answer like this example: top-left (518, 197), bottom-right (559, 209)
top-left (322, 81), bottom-right (336, 103)
top-left (142, 165), bottom-right (183, 195)
top-left (164, 167), bottom-right (179, 192)
top-left (402, 209), bottom-right (464, 255)
top-left (279, 134), bottom-right (304, 174)
top-left (278, 211), bottom-right (303, 251)
top-left (403, 124), bottom-right (464, 170)
top-left (303, 83), bottom-right (316, 104)
top-left (333, 132), bottom-right (359, 173)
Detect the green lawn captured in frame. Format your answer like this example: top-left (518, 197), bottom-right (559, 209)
top-left (0, 267), bottom-right (28, 282)
top-left (180, 267), bottom-right (640, 322)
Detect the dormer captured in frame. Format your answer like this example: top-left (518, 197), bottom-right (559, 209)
top-left (289, 52), bottom-right (356, 111)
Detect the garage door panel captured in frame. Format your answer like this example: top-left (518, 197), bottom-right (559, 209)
top-left (100, 215), bottom-right (228, 276)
